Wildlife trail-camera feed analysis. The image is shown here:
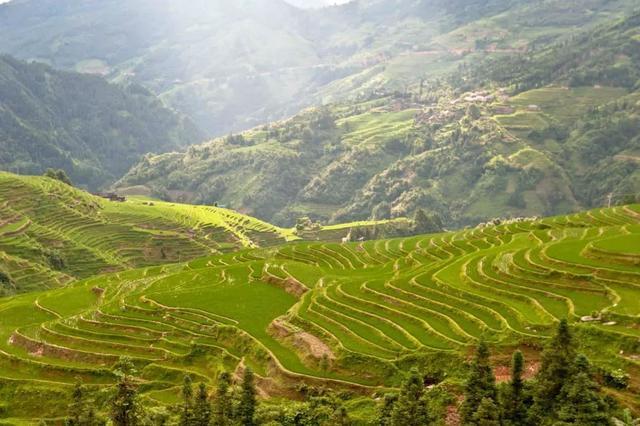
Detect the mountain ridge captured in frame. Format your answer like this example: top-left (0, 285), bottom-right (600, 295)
top-left (117, 11), bottom-right (640, 227)
top-left (3, 0), bottom-right (637, 137)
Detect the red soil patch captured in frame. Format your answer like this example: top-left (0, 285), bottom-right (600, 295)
top-left (494, 361), bottom-right (540, 382)
top-left (269, 319), bottom-right (335, 361)
top-left (263, 273), bottom-right (308, 298)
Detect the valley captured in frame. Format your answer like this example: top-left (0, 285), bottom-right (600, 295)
top-left (0, 0), bottom-right (639, 423)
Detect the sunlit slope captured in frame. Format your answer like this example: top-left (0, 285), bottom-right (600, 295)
top-left (0, 172), bottom-right (292, 294)
top-left (0, 205), bottom-right (638, 419)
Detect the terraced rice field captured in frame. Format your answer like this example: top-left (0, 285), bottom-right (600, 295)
top-left (0, 203), bottom-right (638, 419)
top-left (0, 172), bottom-right (293, 294)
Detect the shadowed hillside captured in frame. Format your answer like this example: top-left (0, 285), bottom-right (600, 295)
top-left (0, 55), bottom-right (202, 189)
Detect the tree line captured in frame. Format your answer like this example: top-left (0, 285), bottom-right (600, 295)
top-left (379, 320), bottom-right (630, 426)
top-left (63, 321), bottom-right (635, 425)
top-left (65, 359), bottom-right (258, 426)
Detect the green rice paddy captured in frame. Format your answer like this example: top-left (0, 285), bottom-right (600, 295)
top-left (0, 172), bottom-right (639, 420)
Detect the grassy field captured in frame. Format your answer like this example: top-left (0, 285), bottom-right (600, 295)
top-left (0, 196), bottom-right (638, 419)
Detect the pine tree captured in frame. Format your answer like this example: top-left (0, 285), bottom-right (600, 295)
top-left (110, 357), bottom-right (142, 426)
top-left (194, 382), bottom-right (212, 426)
top-left (555, 355), bottom-right (612, 426)
top-left (390, 368), bottom-right (431, 426)
top-left (378, 393), bottom-right (398, 426)
top-left (67, 381), bottom-right (87, 426)
top-left (461, 340), bottom-right (498, 425)
top-left (213, 371), bottom-right (232, 426)
top-left (238, 368), bottom-right (257, 426)
top-left (530, 320), bottom-right (576, 422)
top-left (180, 375), bottom-right (195, 426)
top-left (501, 350), bottom-right (529, 426)
top-left (413, 209), bottom-right (443, 235)
top-left (473, 397), bottom-right (501, 426)
top-left (44, 168), bottom-right (72, 186)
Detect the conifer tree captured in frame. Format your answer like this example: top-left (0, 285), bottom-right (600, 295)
top-left (194, 382), bottom-right (212, 426)
top-left (180, 375), bottom-right (194, 426)
top-left (530, 320), bottom-right (576, 421)
top-left (501, 350), bottom-right (529, 426)
top-left (378, 393), bottom-right (398, 426)
top-left (555, 355), bottom-right (612, 426)
top-left (67, 381), bottom-right (87, 426)
top-left (110, 357), bottom-right (142, 426)
top-left (213, 372), bottom-right (232, 426)
top-left (238, 368), bottom-right (257, 426)
top-left (473, 397), bottom-right (501, 426)
top-left (390, 368), bottom-right (431, 426)
top-left (461, 340), bottom-right (498, 425)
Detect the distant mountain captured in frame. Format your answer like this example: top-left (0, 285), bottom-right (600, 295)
top-left (0, 55), bottom-right (202, 189)
top-left (118, 13), bottom-right (640, 227)
top-left (2, 0), bottom-right (637, 137)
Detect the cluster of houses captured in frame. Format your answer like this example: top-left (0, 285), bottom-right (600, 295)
top-left (414, 108), bottom-right (457, 125)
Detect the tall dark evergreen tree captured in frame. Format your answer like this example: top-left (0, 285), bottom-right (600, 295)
top-left (180, 375), bottom-right (194, 426)
top-left (378, 393), bottom-right (398, 426)
top-left (44, 168), bottom-right (73, 186)
top-left (238, 368), bottom-right (257, 426)
top-left (110, 357), bottom-right (142, 426)
top-left (473, 397), bottom-right (501, 426)
top-left (213, 372), bottom-right (232, 426)
top-left (67, 381), bottom-right (87, 426)
top-left (501, 350), bottom-right (529, 426)
top-left (555, 355), bottom-right (612, 426)
top-left (413, 209), bottom-right (443, 235)
top-left (390, 368), bottom-right (431, 426)
top-left (461, 340), bottom-right (498, 425)
top-left (194, 382), bottom-right (212, 426)
top-left (530, 320), bottom-right (576, 422)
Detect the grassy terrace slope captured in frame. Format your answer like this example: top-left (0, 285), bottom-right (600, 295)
top-left (0, 172), bottom-right (293, 294)
top-left (0, 205), bottom-right (638, 419)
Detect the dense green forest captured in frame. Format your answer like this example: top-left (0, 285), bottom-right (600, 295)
top-left (0, 55), bottom-right (202, 189)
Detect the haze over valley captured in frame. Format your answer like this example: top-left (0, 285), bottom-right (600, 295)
top-left (0, 0), bottom-right (639, 423)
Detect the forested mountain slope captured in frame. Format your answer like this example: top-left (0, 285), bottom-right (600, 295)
top-left (0, 56), bottom-right (202, 188)
top-left (118, 12), bottom-right (640, 227)
top-left (1, 0), bottom-right (636, 136)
